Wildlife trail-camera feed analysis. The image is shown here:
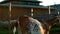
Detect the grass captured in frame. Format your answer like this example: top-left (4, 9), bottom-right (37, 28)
top-left (0, 29), bottom-right (13, 34)
top-left (50, 26), bottom-right (60, 34)
top-left (0, 27), bottom-right (60, 34)
top-left (0, 28), bottom-right (8, 34)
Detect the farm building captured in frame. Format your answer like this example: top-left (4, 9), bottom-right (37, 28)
top-left (51, 4), bottom-right (60, 14)
top-left (0, 0), bottom-right (56, 21)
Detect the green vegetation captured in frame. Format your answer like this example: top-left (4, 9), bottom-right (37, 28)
top-left (0, 29), bottom-right (8, 34)
top-left (0, 27), bottom-right (60, 34)
top-left (50, 26), bottom-right (60, 34)
top-left (0, 28), bottom-right (13, 34)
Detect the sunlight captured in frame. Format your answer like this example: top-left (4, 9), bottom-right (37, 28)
top-left (0, 0), bottom-right (4, 2)
top-left (39, 0), bottom-right (60, 6)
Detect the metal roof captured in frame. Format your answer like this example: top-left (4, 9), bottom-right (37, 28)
top-left (0, 3), bottom-right (55, 9)
top-left (51, 4), bottom-right (60, 9)
top-left (0, 0), bottom-right (51, 9)
top-left (11, 0), bottom-right (42, 3)
top-left (23, 0), bottom-right (40, 1)
top-left (22, 0), bottom-right (42, 3)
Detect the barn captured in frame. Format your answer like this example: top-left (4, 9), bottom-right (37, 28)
top-left (0, 0), bottom-right (56, 21)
